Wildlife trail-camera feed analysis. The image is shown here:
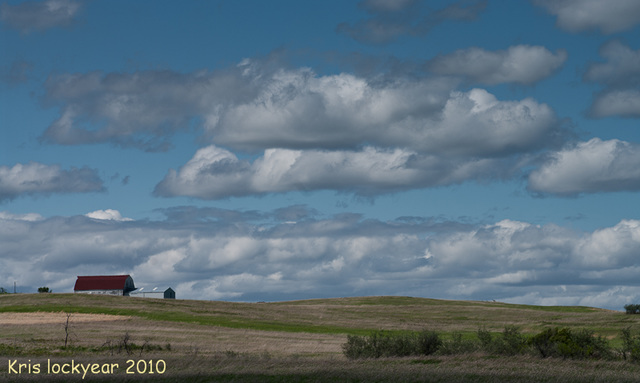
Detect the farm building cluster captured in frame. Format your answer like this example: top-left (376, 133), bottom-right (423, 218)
top-left (73, 275), bottom-right (175, 299)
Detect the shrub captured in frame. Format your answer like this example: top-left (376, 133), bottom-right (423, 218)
top-left (530, 328), bottom-right (556, 358)
top-left (438, 332), bottom-right (478, 355)
top-left (343, 334), bottom-right (370, 359)
top-left (477, 327), bottom-right (493, 350)
top-left (529, 327), bottom-right (610, 359)
top-left (497, 326), bottom-right (527, 355)
top-left (343, 327), bottom-right (614, 360)
top-left (417, 330), bottom-right (442, 356)
top-left (573, 328), bottom-right (611, 359)
top-left (620, 327), bottom-right (640, 362)
top-left (477, 326), bottom-right (527, 356)
top-left (342, 330), bottom-right (442, 359)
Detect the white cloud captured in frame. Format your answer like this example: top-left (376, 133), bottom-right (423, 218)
top-left (427, 45), bottom-right (567, 85)
top-left (0, 0), bottom-right (82, 33)
top-left (211, 64), bottom-right (560, 154)
top-left (0, 162), bottom-right (104, 202)
top-left (153, 79), bottom-right (563, 199)
top-left (0, 211), bottom-right (44, 221)
top-left (154, 144), bottom-right (519, 199)
top-left (41, 59), bottom-right (562, 157)
top-left (2, 209), bottom-right (639, 309)
top-left (576, 220), bottom-right (640, 268)
top-left (533, 0), bottom-right (640, 34)
top-left (528, 138), bottom-right (640, 195)
top-left (85, 209), bottom-right (133, 222)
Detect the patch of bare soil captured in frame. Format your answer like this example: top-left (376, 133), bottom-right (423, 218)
top-left (0, 312), bottom-right (129, 325)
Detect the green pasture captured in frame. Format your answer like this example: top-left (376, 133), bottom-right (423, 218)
top-left (1, 293), bottom-right (638, 338)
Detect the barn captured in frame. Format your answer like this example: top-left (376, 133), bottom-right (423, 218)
top-left (130, 287), bottom-right (175, 299)
top-left (73, 275), bottom-right (136, 296)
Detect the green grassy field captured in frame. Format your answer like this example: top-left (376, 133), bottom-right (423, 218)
top-left (1, 294), bottom-right (640, 382)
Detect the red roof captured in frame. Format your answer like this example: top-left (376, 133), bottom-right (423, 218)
top-left (74, 275), bottom-right (132, 291)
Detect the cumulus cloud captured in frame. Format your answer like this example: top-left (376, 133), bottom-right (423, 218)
top-left (528, 138), bottom-right (640, 195)
top-left (39, 66), bottom-right (452, 151)
top-left (0, 0), bottom-right (82, 33)
top-left (37, 57), bottom-right (567, 200)
top-left (2, 208), bottom-right (639, 309)
top-left (427, 45), bottom-right (568, 85)
top-left (151, 76), bottom-right (565, 199)
top-left (337, 0), bottom-right (487, 44)
top-left (208, 75), bottom-right (562, 155)
top-left (0, 162), bottom-right (104, 202)
top-left (40, 61), bottom-right (564, 158)
top-left (423, 218), bottom-right (640, 308)
top-left (154, 145), bottom-right (519, 199)
top-left (533, 0), bottom-right (640, 34)
top-left (584, 41), bottom-right (640, 118)
top-left (85, 209), bottom-right (133, 221)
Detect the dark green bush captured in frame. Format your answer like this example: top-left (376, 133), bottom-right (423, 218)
top-left (342, 330), bottom-right (442, 359)
top-left (529, 327), bottom-right (610, 359)
top-left (477, 326), bottom-right (527, 355)
top-left (438, 332), bottom-right (478, 355)
top-left (620, 327), bottom-right (640, 362)
top-left (417, 330), bottom-right (442, 356)
top-left (342, 334), bottom-right (372, 359)
top-left (477, 327), bottom-right (493, 349)
top-left (530, 328), bottom-right (556, 358)
top-left (344, 327), bottom-right (615, 361)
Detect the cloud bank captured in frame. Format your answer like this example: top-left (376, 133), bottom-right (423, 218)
top-left (154, 145), bottom-right (517, 199)
top-left (2, 208), bottom-right (639, 309)
top-left (41, 59), bottom-right (568, 199)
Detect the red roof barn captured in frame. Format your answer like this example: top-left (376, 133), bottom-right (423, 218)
top-left (74, 275), bottom-right (136, 296)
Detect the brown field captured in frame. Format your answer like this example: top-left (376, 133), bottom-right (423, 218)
top-left (0, 312), bottom-right (130, 325)
top-left (1, 294), bottom-right (640, 382)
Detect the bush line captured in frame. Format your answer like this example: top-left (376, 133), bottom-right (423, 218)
top-left (343, 326), bottom-right (640, 361)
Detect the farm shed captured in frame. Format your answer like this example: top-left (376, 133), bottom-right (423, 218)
top-left (130, 287), bottom-right (175, 299)
top-left (73, 275), bottom-right (136, 296)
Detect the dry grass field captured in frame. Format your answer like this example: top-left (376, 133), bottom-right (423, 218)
top-left (1, 294), bottom-right (640, 382)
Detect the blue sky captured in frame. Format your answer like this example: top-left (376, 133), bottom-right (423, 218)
top-left (1, 0), bottom-right (640, 309)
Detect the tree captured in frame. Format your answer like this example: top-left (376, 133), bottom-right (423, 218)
top-left (624, 304), bottom-right (640, 314)
top-left (38, 287), bottom-right (50, 293)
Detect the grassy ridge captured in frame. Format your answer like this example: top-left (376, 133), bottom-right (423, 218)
top-left (3, 294), bottom-right (640, 382)
top-left (1, 294), bottom-right (638, 338)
